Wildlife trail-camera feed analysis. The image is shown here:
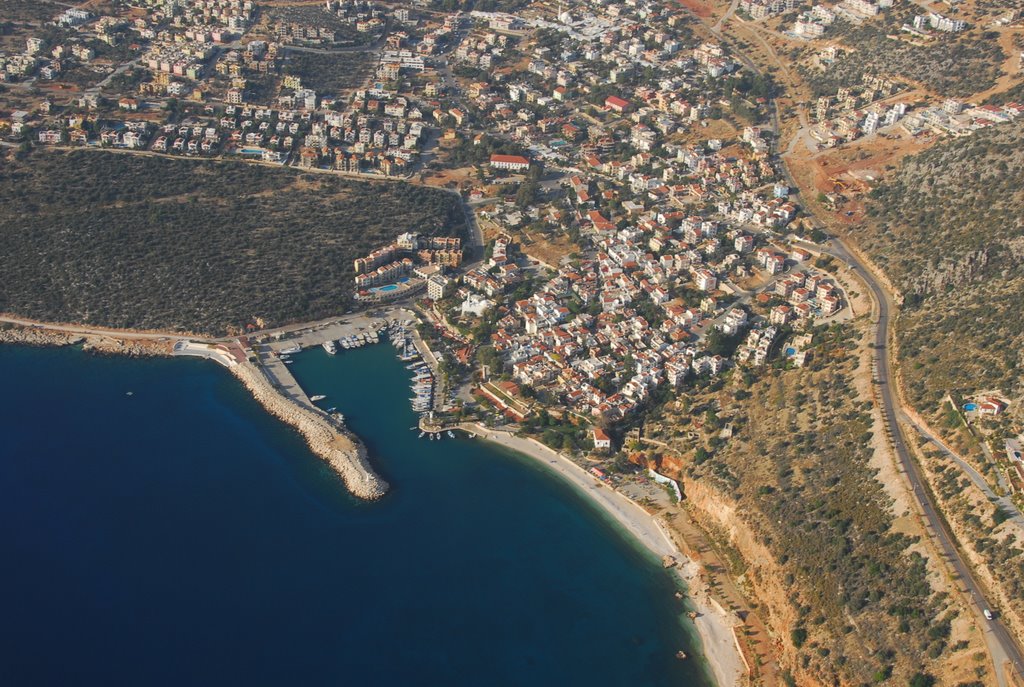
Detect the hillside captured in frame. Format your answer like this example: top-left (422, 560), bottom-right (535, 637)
top-left (0, 150), bottom-right (464, 335)
top-left (799, 22), bottom-right (1005, 99)
top-left (857, 120), bottom-right (1024, 415)
top-left (644, 321), bottom-right (990, 685)
top-left (851, 118), bottom-right (1024, 647)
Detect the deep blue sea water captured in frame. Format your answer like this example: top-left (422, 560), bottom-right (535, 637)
top-left (0, 343), bottom-right (710, 686)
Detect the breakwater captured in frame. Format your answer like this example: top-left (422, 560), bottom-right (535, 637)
top-left (231, 361), bottom-right (388, 500)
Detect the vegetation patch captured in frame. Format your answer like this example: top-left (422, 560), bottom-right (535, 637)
top-left (800, 23), bottom-right (1004, 98)
top-left (859, 119), bottom-right (1024, 411)
top-left (650, 325), bottom-right (963, 683)
top-left (0, 0), bottom-right (65, 24)
top-left (281, 49), bottom-right (377, 96)
top-left (0, 150), bottom-right (464, 335)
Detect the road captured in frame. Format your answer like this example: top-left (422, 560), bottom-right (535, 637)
top-left (0, 315), bottom-right (191, 342)
top-left (820, 238), bottom-right (1024, 684)
top-left (907, 418), bottom-right (1024, 529)
top-left (692, 1), bottom-right (1024, 678)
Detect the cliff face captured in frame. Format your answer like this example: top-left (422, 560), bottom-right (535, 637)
top-left (677, 475), bottom-right (801, 680)
top-left (231, 363), bottom-right (388, 500)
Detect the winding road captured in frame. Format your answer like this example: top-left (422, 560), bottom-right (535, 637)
top-left (696, 1), bottom-right (1024, 679)
top-left (673, 0), bottom-right (1024, 677)
top-left (819, 237), bottom-right (1024, 685)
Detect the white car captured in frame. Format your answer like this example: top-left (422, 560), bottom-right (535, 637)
top-left (984, 609), bottom-right (994, 621)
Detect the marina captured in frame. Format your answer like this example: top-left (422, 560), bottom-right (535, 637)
top-left (248, 307), bottom-right (446, 444)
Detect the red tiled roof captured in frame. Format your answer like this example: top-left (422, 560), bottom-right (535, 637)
top-left (490, 154), bottom-right (530, 165)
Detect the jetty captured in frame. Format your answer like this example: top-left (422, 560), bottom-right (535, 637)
top-left (170, 317), bottom-right (392, 500)
top-left (232, 360), bottom-right (388, 500)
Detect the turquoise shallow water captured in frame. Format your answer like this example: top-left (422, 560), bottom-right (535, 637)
top-left (0, 343), bottom-right (710, 686)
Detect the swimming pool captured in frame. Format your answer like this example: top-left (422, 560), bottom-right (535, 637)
top-left (963, 403), bottom-right (978, 411)
top-left (375, 284), bottom-right (399, 293)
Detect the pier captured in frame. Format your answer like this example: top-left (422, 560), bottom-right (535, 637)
top-left (255, 345), bottom-right (314, 408)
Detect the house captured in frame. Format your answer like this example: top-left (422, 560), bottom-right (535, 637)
top-left (605, 95), bottom-right (631, 113)
top-left (695, 269), bottom-right (718, 292)
top-left (978, 397), bottom-right (1007, 416)
top-left (489, 154), bottom-right (531, 172)
top-left (592, 427), bottom-right (612, 451)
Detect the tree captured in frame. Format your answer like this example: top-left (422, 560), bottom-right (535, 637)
top-left (515, 178), bottom-right (539, 208)
top-left (908, 674), bottom-right (935, 687)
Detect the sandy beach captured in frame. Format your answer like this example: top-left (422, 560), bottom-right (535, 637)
top-left (460, 423), bottom-right (745, 687)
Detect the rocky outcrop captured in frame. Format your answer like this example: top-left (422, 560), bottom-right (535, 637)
top-left (0, 325), bottom-right (82, 347)
top-left (0, 324), bottom-right (162, 357)
top-left (231, 362), bottom-right (389, 500)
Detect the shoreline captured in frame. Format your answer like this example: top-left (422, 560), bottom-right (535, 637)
top-left (0, 321), bottom-right (390, 500)
top-left (1, 318), bottom-right (743, 685)
top-left (460, 423), bottom-right (745, 687)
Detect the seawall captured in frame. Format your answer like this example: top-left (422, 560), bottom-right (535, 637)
top-left (231, 361), bottom-right (389, 500)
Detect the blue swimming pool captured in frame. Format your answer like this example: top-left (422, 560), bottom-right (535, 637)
top-left (375, 284), bottom-right (399, 293)
top-left (785, 347), bottom-right (797, 356)
top-left (963, 403), bottom-right (978, 411)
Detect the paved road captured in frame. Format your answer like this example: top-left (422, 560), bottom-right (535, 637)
top-left (821, 238), bottom-right (1024, 684)
top-left (672, 4), bottom-right (1024, 675)
top-left (697, 0), bottom-right (1024, 675)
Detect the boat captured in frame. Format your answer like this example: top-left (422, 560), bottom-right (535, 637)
top-left (419, 431), bottom-right (425, 438)
top-left (310, 394), bottom-right (327, 402)
top-left (447, 431), bottom-right (455, 439)
top-left (675, 651), bottom-right (687, 661)
top-left (283, 360), bottom-right (294, 365)
top-left (280, 344), bottom-right (301, 355)
top-left (322, 340), bottom-right (337, 355)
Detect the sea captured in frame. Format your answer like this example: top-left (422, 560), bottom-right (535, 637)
top-left (0, 342), bottom-right (711, 686)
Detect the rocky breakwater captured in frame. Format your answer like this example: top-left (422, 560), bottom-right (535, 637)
top-left (231, 361), bottom-right (389, 500)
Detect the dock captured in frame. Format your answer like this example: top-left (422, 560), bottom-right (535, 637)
top-left (256, 345), bottom-right (314, 408)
